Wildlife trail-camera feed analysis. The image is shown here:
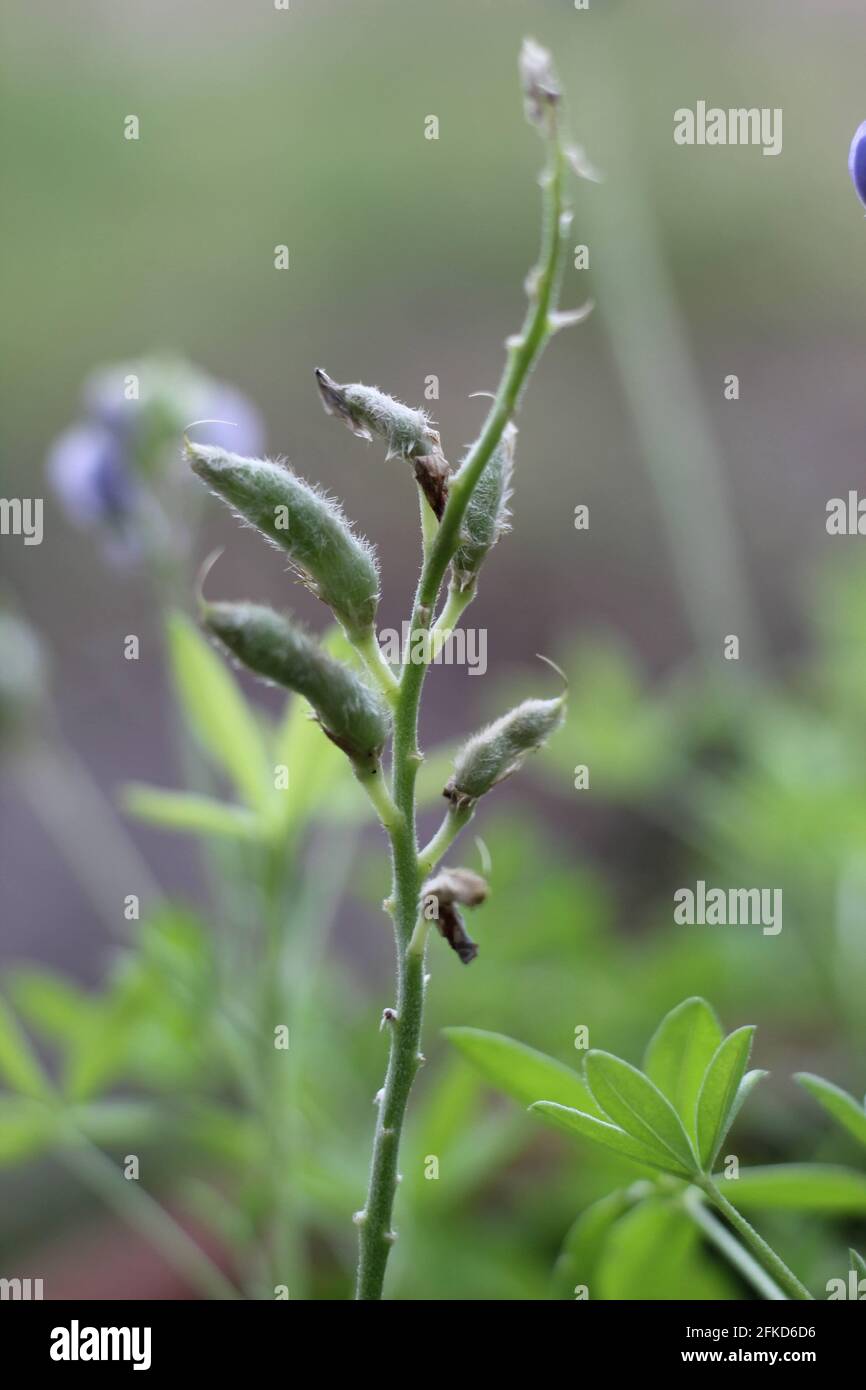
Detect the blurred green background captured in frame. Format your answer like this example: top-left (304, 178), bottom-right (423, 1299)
top-left (3, 0), bottom-right (866, 1299)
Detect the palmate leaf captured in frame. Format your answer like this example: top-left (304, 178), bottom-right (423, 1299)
top-left (643, 996), bottom-right (722, 1143)
top-left (584, 1050), bottom-right (697, 1176)
top-left (696, 1026), bottom-right (756, 1171)
top-left (444, 1027), bottom-right (604, 1117)
top-left (794, 1072), bottom-right (866, 1150)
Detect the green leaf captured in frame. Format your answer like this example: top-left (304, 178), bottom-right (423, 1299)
top-left (0, 996), bottom-right (51, 1099)
top-left (596, 1198), bottom-right (733, 1301)
top-left (443, 1027), bottom-right (604, 1117)
top-left (552, 1190), bottom-right (634, 1298)
top-left (584, 1050), bottom-right (697, 1175)
top-left (68, 1100), bottom-right (162, 1145)
top-left (727, 1165), bottom-right (866, 1214)
top-left (166, 611), bottom-right (271, 811)
top-left (643, 997), bottom-right (723, 1142)
top-left (0, 1097), bottom-right (55, 1164)
top-left (696, 1026), bottom-right (754, 1171)
top-left (722, 1069), bottom-right (768, 1147)
top-left (123, 785), bottom-right (261, 841)
top-left (795, 1072), bottom-right (866, 1150)
top-left (530, 1102), bottom-right (681, 1174)
top-left (7, 970), bottom-right (100, 1046)
top-left (850, 1248), bottom-right (866, 1280)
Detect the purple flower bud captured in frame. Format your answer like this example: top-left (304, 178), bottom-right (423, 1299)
top-left (48, 423), bottom-right (136, 528)
top-left (849, 121), bottom-right (866, 208)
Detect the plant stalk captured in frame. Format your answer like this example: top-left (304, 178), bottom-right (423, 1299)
top-left (699, 1177), bottom-right (813, 1301)
top-left (354, 104), bottom-right (570, 1301)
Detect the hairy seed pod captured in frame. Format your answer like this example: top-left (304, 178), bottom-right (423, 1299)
top-left (444, 696), bottom-right (565, 808)
top-left (315, 368), bottom-right (450, 518)
top-left (187, 443), bottom-right (379, 643)
top-left (202, 600), bottom-right (389, 774)
top-left (451, 423), bottom-right (516, 592)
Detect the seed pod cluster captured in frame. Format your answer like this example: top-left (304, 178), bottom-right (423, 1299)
top-left (315, 369), bottom-right (450, 519)
top-left (444, 695), bottom-right (565, 809)
top-left (187, 442), bottom-right (380, 643)
top-left (202, 599), bottom-right (389, 775)
top-left (421, 867), bottom-right (489, 965)
top-left (450, 423), bottom-right (516, 593)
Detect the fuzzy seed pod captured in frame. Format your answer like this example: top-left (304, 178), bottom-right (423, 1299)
top-left (444, 696), bottom-right (565, 808)
top-left (315, 368), bottom-right (450, 518)
top-left (421, 868), bottom-right (489, 965)
top-left (202, 600), bottom-right (389, 774)
top-left (519, 38), bottom-right (560, 129)
top-left (187, 443), bottom-right (379, 643)
top-left (451, 423), bottom-right (516, 592)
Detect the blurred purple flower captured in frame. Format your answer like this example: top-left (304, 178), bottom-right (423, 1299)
top-left (849, 121), bottom-right (866, 209)
top-left (47, 358), bottom-right (265, 559)
top-left (48, 422), bottom-right (137, 528)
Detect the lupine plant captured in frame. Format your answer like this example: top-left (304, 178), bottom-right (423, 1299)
top-left (181, 40), bottom-right (594, 1299)
top-left (449, 998), bottom-right (866, 1301)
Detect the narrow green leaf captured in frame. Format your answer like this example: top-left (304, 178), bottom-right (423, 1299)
top-left (123, 785), bottom-right (260, 841)
top-left (643, 997), bottom-right (723, 1142)
top-left (0, 1097), bottom-right (55, 1163)
top-left (444, 1027), bottom-right (604, 1117)
top-left (552, 1190), bottom-right (634, 1299)
top-left (584, 1051), bottom-right (697, 1175)
top-left (68, 1100), bottom-right (162, 1145)
top-left (595, 1198), bottom-right (731, 1301)
top-left (795, 1072), bottom-right (866, 1150)
top-left (530, 1102), bottom-right (683, 1175)
top-left (727, 1164), bottom-right (866, 1214)
top-left (720, 1069), bottom-right (768, 1151)
top-left (850, 1248), bottom-right (866, 1279)
top-left (696, 1026), bottom-right (754, 1171)
top-left (166, 611), bottom-right (271, 811)
top-left (0, 996), bottom-right (51, 1099)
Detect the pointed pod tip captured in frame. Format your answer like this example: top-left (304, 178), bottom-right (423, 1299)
top-left (535, 652), bottom-right (569, 693)
top-left (194, 548), bottom-right (225, 614)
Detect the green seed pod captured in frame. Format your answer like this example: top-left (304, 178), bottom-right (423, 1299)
top-left (202, 599), bottom-right (389, 775)
top-left (315, 369), bottom-right (450, 518)
top-left (451, 423), bottom-right (516, 592)
top-left (187, 443), bottom-right (379, 643)
top-left (444, 696), bottom-right (565, 808)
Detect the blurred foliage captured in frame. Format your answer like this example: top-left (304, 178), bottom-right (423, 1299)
top-left (2, 559), bottom-right (866, 1297)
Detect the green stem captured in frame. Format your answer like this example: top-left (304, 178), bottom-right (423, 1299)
top-left (699, 1177), bottom-right (813, 1301)
top-left (682, 1186), bottom-right (785, 1301)
top-left (429, 583), bottom-right (476, 660)
top-left (417, 804), bottom-right (474, 878)
top-left (354, 631), bottom-right (400, 705)
top-left (354, 108), bottom-right (570, 1303)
